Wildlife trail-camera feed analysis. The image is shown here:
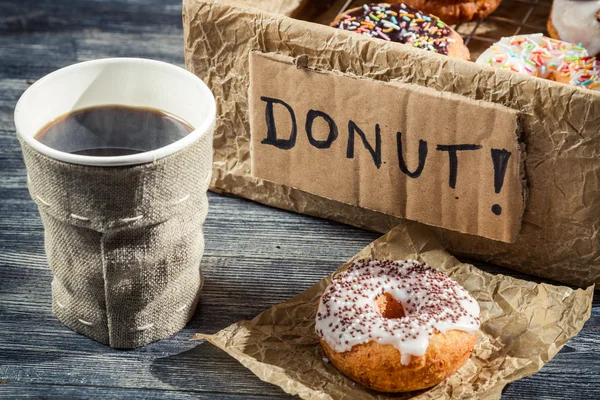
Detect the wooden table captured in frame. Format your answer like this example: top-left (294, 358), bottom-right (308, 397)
top-left (0, 1), bottom-right (598, 398)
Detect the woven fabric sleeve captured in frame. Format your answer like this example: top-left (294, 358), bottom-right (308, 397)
top-left (20, 125), bottom-right (213, 348)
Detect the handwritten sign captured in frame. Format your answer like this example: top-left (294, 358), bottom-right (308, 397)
top-left (249, 52), bottom-right (525, 243)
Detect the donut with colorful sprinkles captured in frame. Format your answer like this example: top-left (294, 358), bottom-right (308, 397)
top-left (316, 259), bottom-right (480, 393)
top-left (476, 34), bottom-right (600, 91)
top-left (331, 3), bottom-right (471, 60)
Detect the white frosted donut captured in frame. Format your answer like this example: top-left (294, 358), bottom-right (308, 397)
top-left (552, 0), bottom-right (600, 56)
top-left (315, 259), bottom-right (480, 365)
top-left (476, 34), bottom-right (600, 91)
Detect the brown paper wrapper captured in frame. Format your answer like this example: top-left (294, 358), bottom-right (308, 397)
top-left (193, 221), bottom-right (593, 399)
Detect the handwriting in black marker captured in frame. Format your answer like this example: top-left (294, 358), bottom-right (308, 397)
top-left (305, 109), bottom-right (338, 149)
top-left (490, 148), bottom-right (512, 215)
top-left (436, 144), bottom-right (483, 189)
top-left (260, 96), bottom-right (297, 150)
top-left (396, 131), bottom-right (427, 178)
top-left (347, 120), bottom-right (381, 168)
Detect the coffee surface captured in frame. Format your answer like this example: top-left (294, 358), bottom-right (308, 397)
top-left (35, 105), bottom-right (194, 157)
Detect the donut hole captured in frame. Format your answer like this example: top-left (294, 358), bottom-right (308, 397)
top-left (376, 293), bottom-right (405, 319)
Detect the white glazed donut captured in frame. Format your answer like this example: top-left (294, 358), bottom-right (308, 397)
top-left (551, 0), bottom-right (600, 56)
top-left (476, 34), bottom-right (600, 91)
top-left (315, 259), bottom-right (480, 392)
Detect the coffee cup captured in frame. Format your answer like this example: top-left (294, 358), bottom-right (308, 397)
top-left (15, 58), bottom-right (216, 348)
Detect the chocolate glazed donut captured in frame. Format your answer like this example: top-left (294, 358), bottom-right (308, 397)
top-left (331, 3), bottom-right (470, 60)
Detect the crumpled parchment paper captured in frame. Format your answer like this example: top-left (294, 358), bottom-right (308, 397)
top-left (194, 221), bottom-right (593, 399)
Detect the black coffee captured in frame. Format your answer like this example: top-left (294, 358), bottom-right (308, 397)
top-left (35, 105), bottom-right (194, 157)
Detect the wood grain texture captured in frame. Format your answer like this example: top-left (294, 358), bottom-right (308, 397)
top-left (0, 1), bottom-right (598, 399)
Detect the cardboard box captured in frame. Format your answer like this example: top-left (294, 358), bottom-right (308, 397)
top-left (183, 0), bottom-right (600, 287)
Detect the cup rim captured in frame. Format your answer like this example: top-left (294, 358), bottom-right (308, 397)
top-left (14, 57), bottom-right (216, 167)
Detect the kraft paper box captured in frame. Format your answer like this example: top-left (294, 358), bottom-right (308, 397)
top-left (183, 0), bottom-right (600, 286)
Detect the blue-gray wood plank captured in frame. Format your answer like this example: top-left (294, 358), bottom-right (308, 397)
top-left (0, 1), bottom-right (598, 399)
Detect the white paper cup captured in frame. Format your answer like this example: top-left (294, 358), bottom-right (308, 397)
top-left (15, 57), bottom-right (216, 166)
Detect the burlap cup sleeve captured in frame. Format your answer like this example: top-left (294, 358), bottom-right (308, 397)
top-left (19, 124), bottom-right (214, 348)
